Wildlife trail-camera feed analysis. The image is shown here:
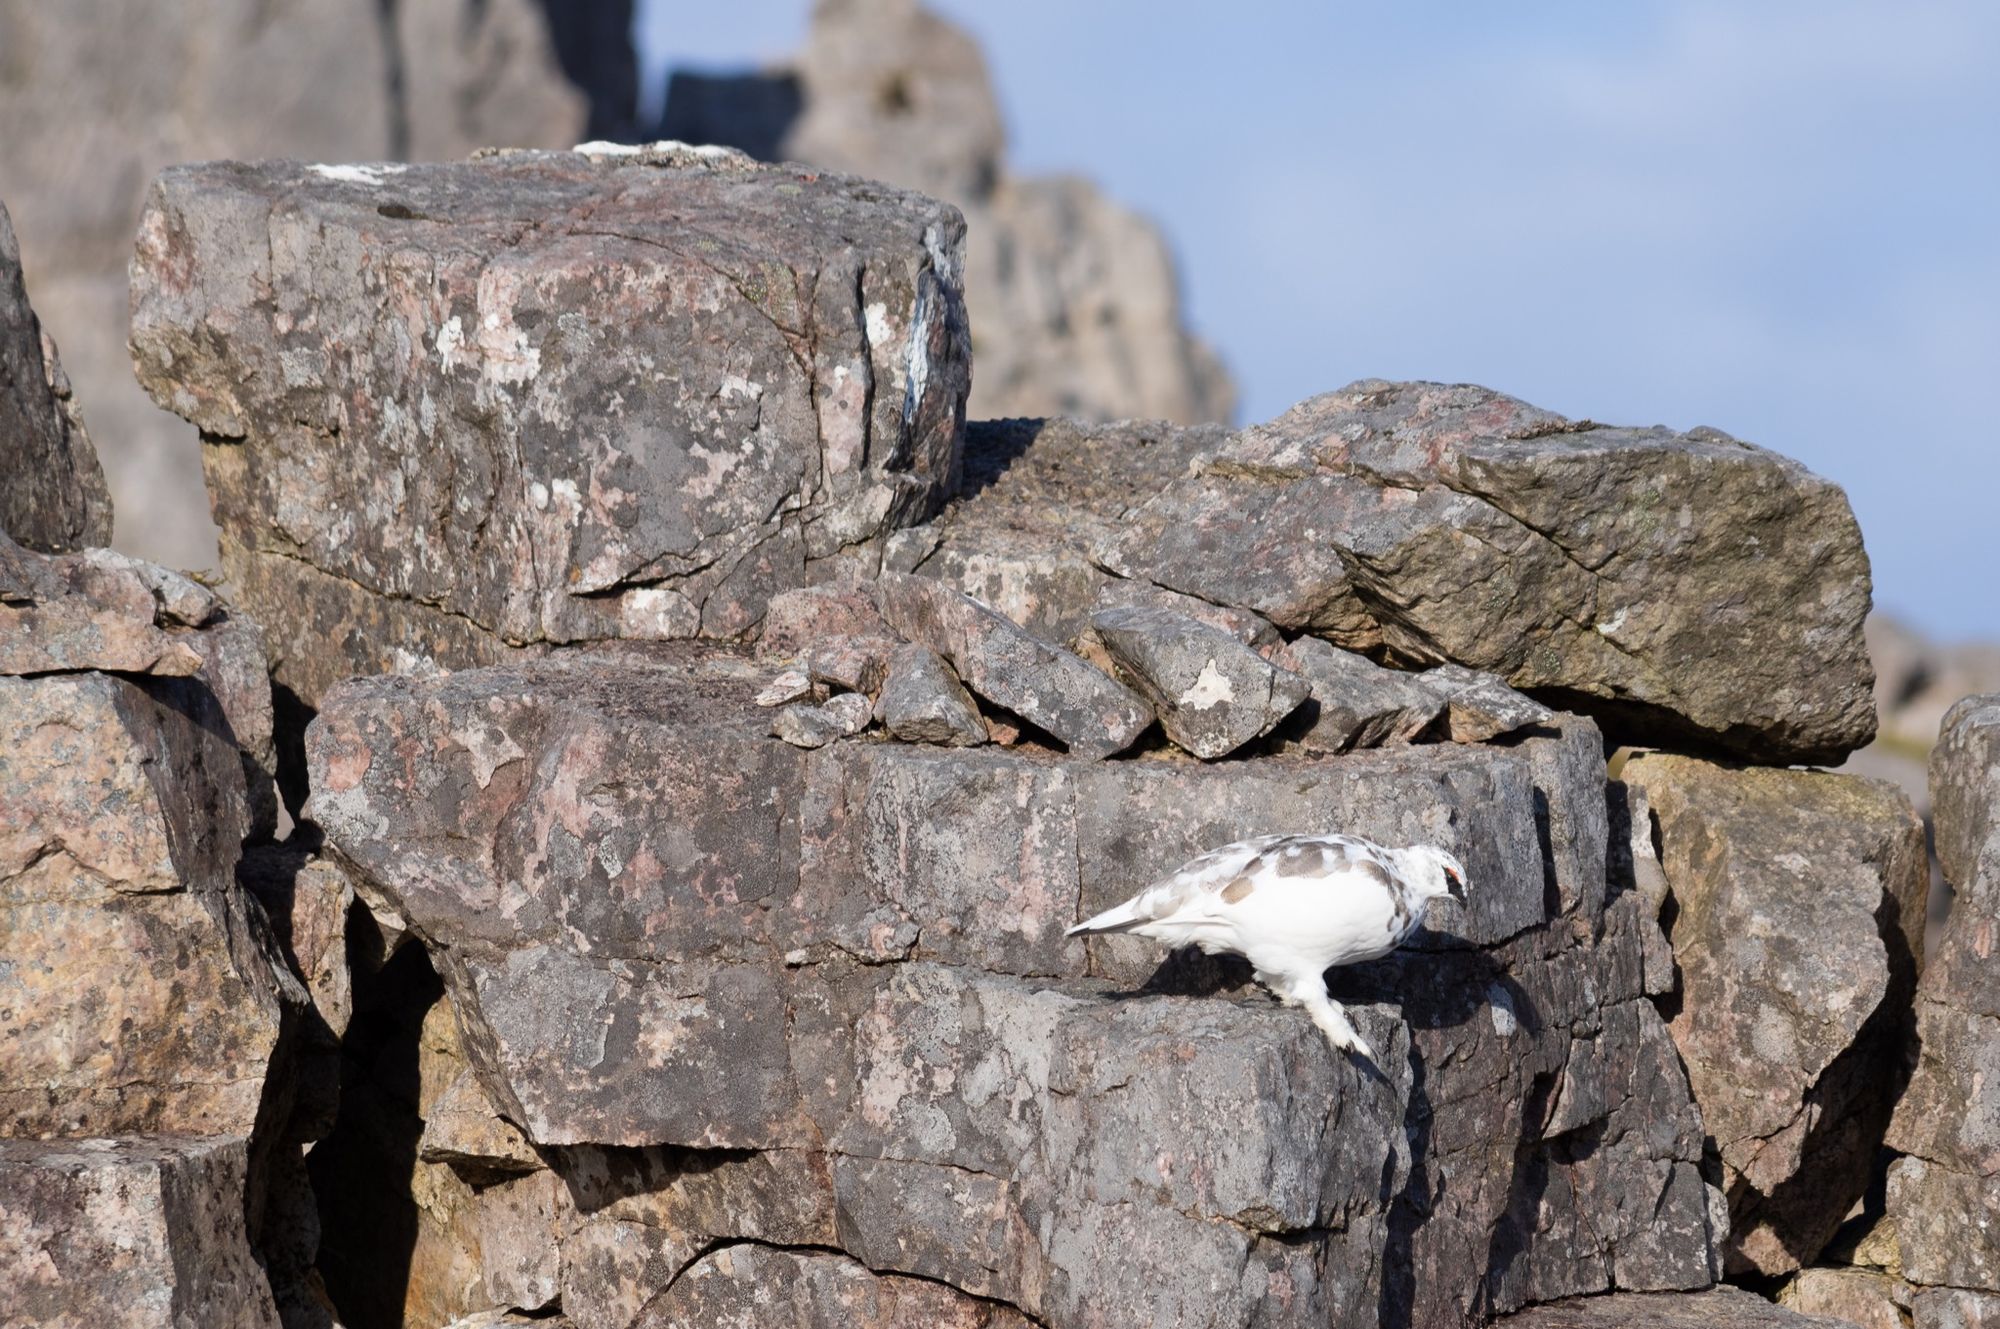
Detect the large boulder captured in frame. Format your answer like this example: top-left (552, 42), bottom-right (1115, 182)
top-left (1099, 380), bottom-right (1877, 765)
top-left (130, 146), bottom-right (973, 705)
top-left (307, 641), bottom-right (1723, 1326)
top-left (0, 1136), bottom-right (281, 1329)
top-left (0, 0), bottom-right (585, 575)
top-left (1888, 695), bottom-right (2000, 1295)
top-left (1621, 754), bottom-right (1926, 1275)
top-left (659, 0), bottom-right (1235, 426)
top-left (0, 197), bottom-right (110, 554)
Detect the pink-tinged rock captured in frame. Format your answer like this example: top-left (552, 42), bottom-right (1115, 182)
top-left (873, 642), bottom-right (986, 746)
top-left (1623, 754), bottom-right (1927, 1275)
top-left (632, 1245), bottom-right (1036, 1328)
top-left (0, 1135), bottom-right (280, 1329)
top-left (758, 582), bottom-right (894, 657)
top-left (1100, 379), bottom-right (1877, 765)
top-left (1779, 1267), bottom-right (1911, 1329)
top-left (874, 572), bottom-right (1151, 757)
top-left (1500, 1287), bottom-right (1856, 1328)
top-left (1088, 602), bottom-right (1307, 758)
top-left (131, 147), bottom-right (971, 705)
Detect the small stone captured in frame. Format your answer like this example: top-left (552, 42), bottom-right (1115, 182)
top-left (805, 633), bottom-right (900, 695)
top-left (875, 644), bottom-right (986, 747)
top-left (759, 583), bottom-right (895, 659)
top-left (773, 694), bottom-right (873, 748)
top-left (1089, 604), bottom-right (1308, 759)
top-left (1420, 662), bottom-right (1555, 743)
top-left (1273, 637), bottom-right (1444, 752)
top-left (757, 669), bottom-right (816, 707)
top-left (875, 572), bottom-right (1152, 759)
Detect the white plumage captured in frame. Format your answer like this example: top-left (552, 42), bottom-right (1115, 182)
top-left (1067, 833), bottom-right (1467, 1061)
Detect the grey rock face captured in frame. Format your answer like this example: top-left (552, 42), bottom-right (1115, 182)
top-left (0, 198), bottom-right (111, 554)
top-left (130, 148), bottom-right (972, 706)
top-left (1100, 379), bottom-right (1877, 764)
top-left (0, 0), bottom-right (585, 576)
top-left (874, 573), bottom-right (1153, 758)
top-left (1778, 1268), bottom-right (1911, 1329)
top-left (1421, 662), bottom-right (1556, 742)
top-left (1500, 1287), bottom-right (1857, 1329)
top-left (1089, 603), bottom-right (1308, 758)
top-left (0, 1136), bottom-right (281, 1329)
top-left (661, 0), bottom-right (1235, 426)
top-left (874, 643), bottom-right (986, 745)
top-left (1889, 695), bottom-right (2000, 1296)
top-left (308, 643), bottom-right (1721, 1325)
top-left (774, 692), bottom-right (875, 748)
top-left (634, 1244), bottom-right (1036, 1328)
top-left (1622, 755), bottom-right (1927, 1275)
top-left (1913, 1288), bottom-right (2000, 1329)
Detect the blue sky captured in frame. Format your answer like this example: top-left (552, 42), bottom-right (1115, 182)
top-left (640, 2), bottom-right (2000, 641)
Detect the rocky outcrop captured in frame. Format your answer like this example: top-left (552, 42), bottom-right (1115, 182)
top-left (1500, 1287), bottom-right (1855, 1328)
top-left (1887, 695), bottom-right (2000, 1300)
top-left (306, 640), bottom-right (1722, 1325)
top-left (0, 198), bottom-right (110, 554)
top-left (130, 147), bottom-right (972, 706)
top-left (0, 0), bottom-right (585, 574)
top-left (1100, 380), bottom-right (1877, 765)
top-left (0, 1136), bottom-right (282, 1329)
top-left (1622, 755), bottom-right (1927, 1275)
top-left (658, 0), bottom-right (1235, 426)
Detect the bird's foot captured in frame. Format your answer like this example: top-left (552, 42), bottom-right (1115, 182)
top-left (1304, 993), bottom-right (1376, 1063)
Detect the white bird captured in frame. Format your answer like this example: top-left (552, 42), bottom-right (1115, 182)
top-left (1067, 833), bottom-right (1467, 1061)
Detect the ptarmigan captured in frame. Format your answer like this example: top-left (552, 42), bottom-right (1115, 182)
top-left (1067, 833), bottom-right (1466, 1060)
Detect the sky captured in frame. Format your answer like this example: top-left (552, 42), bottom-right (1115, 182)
top-left (639, 2), bottom-right (2000, 642)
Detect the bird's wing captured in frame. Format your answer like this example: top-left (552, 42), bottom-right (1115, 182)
top-left (1136, 832), bottom-right (1393, 920)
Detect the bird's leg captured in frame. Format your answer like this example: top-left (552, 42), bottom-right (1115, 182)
top-left (1295, 983), bottom-right (1376, 1062)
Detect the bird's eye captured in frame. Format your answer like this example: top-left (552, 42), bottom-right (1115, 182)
top-left (1445, 866), bottom-right (1463, 886)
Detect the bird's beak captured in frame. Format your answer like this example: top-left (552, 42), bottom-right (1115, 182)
top-left (1445, 866), bottom-right (1465, 901)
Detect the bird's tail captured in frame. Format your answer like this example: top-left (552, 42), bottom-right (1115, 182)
top-left (1066, 898), bottom-right (1149, 936)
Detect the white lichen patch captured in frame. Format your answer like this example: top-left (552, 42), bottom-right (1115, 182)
top-left (307, 163), bottom-right (406, 187)
top-left (1596, 607), bottom-right (1628, 637)
top-left (1178, 660), bottom-right (1236, 711)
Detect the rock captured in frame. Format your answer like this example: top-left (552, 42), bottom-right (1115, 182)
top-left (874, 573), bottom-right (1152, 757)
top-left (874, 643), bottom-right (986, 746)
top-left (1913, 1288), bottom-right (2000, 1329)
top-left (419, 1068), bottom-right (542, 1176)
top-left (758, 582), bottom-right (895, 657)
top-left (659, 0), bottom-right (1234, 426)
top-left (0, 534), bottom-right (203, 675)
top-left (634, 1244), bottom-right (1035, 1328)
top-left (0, 0), bottom-right (586, 576)
top-left (1621, 755), bottom-right (1928, 1275)
top-left (477, 1170), bottom-right (565, 1312)
top-left (756, 668), bottom-right (816, 707)
top-left (1779, 1268), bottom-right (1911, 1329)
top-left (0, 665), bottom-right (291, 1138)
top-left (774, 693), bottom-right (875, 748)
top-left (1885, 695), bottom-right (2000, 1297)
top-left (887, 416), bottom-right (1228, 640)
top-left (805, 633), bottom-right (900, 695)
top-left (1501, 1287), bottom-right (1856, 1328)
top-left (0, 1136), bottom-right (281, 1329)
top-left (1088, 603), bottom-right (1309, 758)
top-left (1272, 636), bottom-right (1447, 752)
top-left (1100, 380), bottom-right (1877, 765)
top-left (1421, 662), bottom-right (1556, 742)
top-left (0, 198), bottom-right (111, 554)
top-left (131, 148), bottom-right (972, 706)
top-left (308, 646), bottom-right (1723, 1323)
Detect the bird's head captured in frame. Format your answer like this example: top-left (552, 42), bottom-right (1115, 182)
top-left (1407, 845), bottom-right (1467, 902)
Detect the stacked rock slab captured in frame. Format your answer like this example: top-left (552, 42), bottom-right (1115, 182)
top-left (1621, 756), bottom-right (1927, 1276)
top-left (129, 144), bottom-right (973, 707)
top-left (1096, 379), bottom-right (1877, 766)
top-left (307, 641), bottom-right (1724, 1327)
top-left (1886, 695), bottom-right (2000, 1323)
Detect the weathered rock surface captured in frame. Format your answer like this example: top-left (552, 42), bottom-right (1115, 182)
top-left (1622, 755), bottom-right (1927, 1275)
top-left (660, 0), bottom-right (1235, 426)
top-left (1501, 1286), bottom-right (1855, 1328)
top-left (773, 692), bottom-right (875, 748)
top-left (1422, 662), bottom-right (1557, 742)
top-left (1914, 1288), bottom-right (2000, 1329)
top-left (1273, 636), bottom-right (1447, 753)
top-left (887, 415), bottom-right (1227, 640)
top-left (308, 641), bottom-right (1722, 1325)
top-left (874, 642), bottom-right (986, 745)
top-left (1089, 603), bottom-right (1308, 757)
top-left (131, 147), bottom-right (972, 705)
top-left (1100, 379), bottom-right (1877, 764)
top-left (1886, 697), bottom-right (2000, 1299)
top-left (0, 0), bottom-right (586, 574)
top-left (0, 197), bottom-right (111, 554)
top-left (0, 1135), bottom-right (281, 1329)
top-left (1779, 1266), bottom-right (1912, 1329)
top-left (635, 1245), bottom-right (1035, 1328)
top-left (874, 573), bottom-right (1153, 757)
